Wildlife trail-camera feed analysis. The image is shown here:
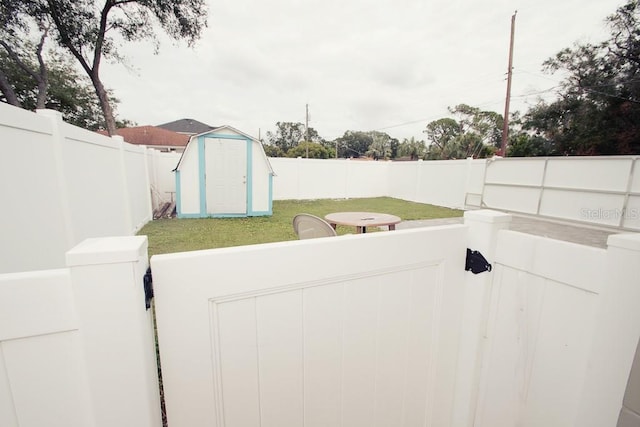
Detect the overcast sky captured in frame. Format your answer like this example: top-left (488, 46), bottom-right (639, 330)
top-left (103, 0), bottom-right (624, 142)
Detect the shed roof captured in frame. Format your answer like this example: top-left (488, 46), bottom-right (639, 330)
top-left (157, 118), bottom-right (216, 135)
top-left (174, 125), bottom-right (275, 175)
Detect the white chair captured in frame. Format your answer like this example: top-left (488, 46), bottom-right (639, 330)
top-left (292, 213), bottom-right (338, 239)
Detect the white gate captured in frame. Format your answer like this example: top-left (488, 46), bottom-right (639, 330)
top-left (152, 225), bottom-right (468, 426)
top-left (472, 229), bottom-right (640, 427)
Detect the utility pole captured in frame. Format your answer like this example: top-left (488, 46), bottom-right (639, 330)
top-left (305, 103), bottom-right (309, 158)
top-left (500, 11), bottom-right (516, 157)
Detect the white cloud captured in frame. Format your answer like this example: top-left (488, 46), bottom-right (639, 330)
top-left (103, 0), bottom-right (624, 141)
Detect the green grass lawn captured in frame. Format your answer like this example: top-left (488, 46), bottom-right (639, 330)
top-left (138, 197), bottom-right (463, 257)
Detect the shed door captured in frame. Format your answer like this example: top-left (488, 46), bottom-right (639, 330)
top-left (205, 138), bottom-right (247, 215)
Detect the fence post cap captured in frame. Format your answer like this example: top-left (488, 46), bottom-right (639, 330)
top-left (35, 109), bottom-right (63, 119)
top-left (464, 209), bottom-right (512, 224)
top-left (66, 236), bottom-right (148, 267)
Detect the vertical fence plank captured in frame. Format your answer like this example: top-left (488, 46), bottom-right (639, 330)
top-left (216, 298), bottom-right (261, 427)
top-left (35, 109), bottom-right (75, 251)
top-left (256, 291), bottom-right (304, 427)
top-left (303, 283), bottom-right (344, 427)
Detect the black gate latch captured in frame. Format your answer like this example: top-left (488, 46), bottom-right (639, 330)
top-left (465, 249), bottom-right (492, 274)
top-left (143, 267), bottom-right (154, 310)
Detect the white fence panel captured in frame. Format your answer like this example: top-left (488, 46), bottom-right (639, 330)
top-left (465, 158), bottom-right (488, 207)
top-left (0, 269), bottom-right (94, 427)
top-left (123, 144), bottom-right (153, 231)
top-left (297, 158), bottom-right (349, 199)
top-left (1, 105), bottom-right (70, 273)
top-left (482, 158), bottom-right (545, 214)
top-left (0, 236), bottom-right (161, 427)
top-left (269, 157), bottom-right (389, 200)
top-left (414, 159), bottom-right (472, 209)
top-left (147, 150), bottom-right (180, 210)
top-left (62, 126), bottom-right (129, 239)
top-left (388, 159), bottom-right (487, 209)
top-left (545, 157), bottom-right (631, 192)
top-left (474, 229), bottom-right (640, 427)
top-left (346, 160), bottom-right (390, 198)
top-left (481, 156), bottom-right (640, 230)
top-left (388, 161), bottom-right (419, 202)
top-left (152, 225), bottom-right (468, 427)
top-left (0, 104), bottom-right (153, 273)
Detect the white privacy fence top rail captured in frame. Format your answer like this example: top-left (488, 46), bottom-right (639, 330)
top-left (481, 156), bottom-right (640, 230)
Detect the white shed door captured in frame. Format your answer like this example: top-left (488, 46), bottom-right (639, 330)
top-left (205, 138), bottom-right (247, 215)
top-left (152, 225), bottom-right (468, 427)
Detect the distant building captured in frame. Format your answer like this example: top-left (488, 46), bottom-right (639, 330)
top-left (99, 126), bottom-right (191, 152)
top-left (156, 118), bottom-right (217, 136)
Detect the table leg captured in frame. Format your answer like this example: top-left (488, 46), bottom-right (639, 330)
top-left (357, 226), bottom-right (365, 233)
top-left (389, 225), bottom-right (396, 231)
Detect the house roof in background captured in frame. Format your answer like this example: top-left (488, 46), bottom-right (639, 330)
top-left (157, 118), bottom-right (217, 135)
top-left (100, 126), bottom-right (190, 147)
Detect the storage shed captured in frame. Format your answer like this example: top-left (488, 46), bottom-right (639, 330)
top-left (174, 126), bottom-right (274, 218)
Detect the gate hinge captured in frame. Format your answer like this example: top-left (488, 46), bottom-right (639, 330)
top-left (465, 248), bottom-right (492, 274)
top-left (143, 267), bottom-right (154, 310)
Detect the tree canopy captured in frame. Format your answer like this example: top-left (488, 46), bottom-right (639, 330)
top-left (1, 0), bottom-right (208, 135)
top-left (423, 105), bottom-right (499, 159)
top-left (0, 46), bottom-right (125, 129)
top-left (521, 0), bottom-right (640, 155)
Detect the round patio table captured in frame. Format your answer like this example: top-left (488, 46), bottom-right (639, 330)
top-left (324, 212), bottom-right (402, 234)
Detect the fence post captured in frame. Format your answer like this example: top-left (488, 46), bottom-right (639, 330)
top-left (574, 233), bottom-right (640, 427)
top-left (66, 236), bottom-right (162, 427)
top-left (140, 145), bottom-right (153, 227)
top-left (453, 209), bottom-right (512, 427)
top-left (36, 109), bottom-right (75, 250)
top-left (114, 135), bottom-right (134, 234)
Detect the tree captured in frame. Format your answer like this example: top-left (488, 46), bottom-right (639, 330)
top-left (0, 47), bottom-right (124, 129)
top-left (523, 0), bottom-right (640, 155)
top-left (5, 0), bottom-right (208, 135)
top-left (397, 137), bottom-right (427, 160)
top-left (286, 141), bottom-right (333, 159)
top-left (365, 131), bottom-right (395, 160)
top-left (0, 0), bottom-right (51, 108)
top-left (449, 104), bottom-right (503, 150)
top-left (262, 144), bottom-right (286, 158)
top-left (265, 122), bottom-right (323, 154)
top-left (424, 118), bottom-right (460, 159)
top-left (334, 131), bottom-right (371, 158)
top-left (507, 133), bottom-right (554, 157)
top-left (423, 106), bottom-right (501, 159)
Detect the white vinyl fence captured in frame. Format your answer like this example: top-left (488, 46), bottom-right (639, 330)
top-left (388, 158), bottom-right (487, 209)
top-left (152, 222), bottom-right (469, 427)
top-left (146, 149), bottom-right (181, 210)
top-left (269, 157), bottom-right (487, 209)
top-left (482, 156), bottom-right (640, 230)
top-left (6, 101), bottom-right (640, 276)
top-left (2, 210), bottom-right (639, 426)
top-left (0, 236), bottom-right (161, 427)
top-left (269, 157), bottom-right (391, 200)
top-left (0, 104), bottom-right (153, 274)
top-left (150, 210), bottom-right (640, 427)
